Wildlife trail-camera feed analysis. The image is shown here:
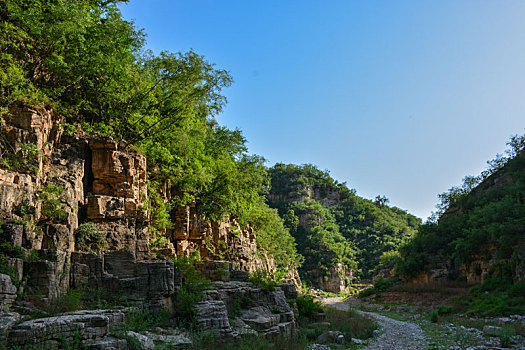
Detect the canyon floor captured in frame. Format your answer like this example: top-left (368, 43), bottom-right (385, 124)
top-left (322, 297), bottom-right (427, 350)
top-left (321, 296), bottom-right (525, 350)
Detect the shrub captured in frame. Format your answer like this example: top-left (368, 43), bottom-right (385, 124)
top-left (75, 222), bottom-right (107, 252)
top-left (0, 254), bottom-right (17, 282)
top-left (172, 256), bottom-right (212, 324)
top-left (436, 305), bottom-right (454, 315)
top-left (324, 308), bottom-right (378, 340)
top-left (498, 327), bottom-right (516, 348)
top-left (0, 241), bottom-right (24, 258)
top-left (249, 269), bottom-right (276, 291)
top-left (44, 289), bottom-right (84, 315)
top-left (40, 184), bottom-right (67, 223)
top-left (0, 142), bottom-right (41, 174)
top-left (429, 309), bottom-right (439, 323)
top-left (296, 294), bottom-right (323, 318)
top-left (358, 287), bottom-right (376, 298)
top-left (122, 307), bottom-right (171, 332)
top-left (374, 276), bottom-right (400, 291)
top-left (464, 279), bottom-right (525, 316)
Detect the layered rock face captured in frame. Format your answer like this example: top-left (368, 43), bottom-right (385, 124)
top-left (71, 251), bottom-right (177, 311)
top-left (194, 262), bottom-right (298, 339)
top-left (0, 106), bottom-right (153, 305)
top-left (8, 309), bottom-right (126, 349)
top-left (86, 138), bottom-right (149, 258)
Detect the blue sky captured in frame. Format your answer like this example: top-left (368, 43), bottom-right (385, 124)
top-left (120, 0), bottom-right (525, 219)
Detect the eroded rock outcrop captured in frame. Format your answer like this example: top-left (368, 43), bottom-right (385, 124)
top-left (0, 106), bottom-right (153, 305)
top-left (193, 261), bottom-right (298, 339)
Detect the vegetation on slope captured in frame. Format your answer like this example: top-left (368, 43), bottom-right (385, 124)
top-left (0, 0), bottom-right (301, 277)
top-left (397, 134), bottom-right (525, 282)
top-left (268, 163), bottom-right (420, 282)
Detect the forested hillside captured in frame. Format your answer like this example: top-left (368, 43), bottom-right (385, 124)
top-left (267, 164), bottom-right (420, 290)
top-left (0, 0), bottom-right (301, 278)
top-left (398, 135), bottom-right (525, 285)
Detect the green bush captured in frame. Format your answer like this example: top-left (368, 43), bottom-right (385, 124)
top-left (436, 305), bottom-right (454, 315)
top-left (0, 254), bottom-right (17, 282)
top-left (463, 279), bottom-right (525, 316)
top-left (0, 241), bottom-right (24, 258)
top-left (40, 184), bottom-right (67, 223)
top-left (0, 142), bottom-right (41, 174)
top-left (43, 289), bottom-right (84, 315)
top-left (498, 327), bottom-right (516, 348)
top-left (172, 256), bottom-right (211, 324)
top-left (374, 277), bottom-right (400, 291)
top-left (122, 307), bottom-right (171, 333)
top-left (249, 269), bottom-right (276, 291)
top-left (296, 294), bottom-right (323, 318)
top-left (358, 287), bottom-right (377, 298)
top-left (75, 222), bottom-right (107, 252)
top-left (324, 308), bottom-right (378, 340)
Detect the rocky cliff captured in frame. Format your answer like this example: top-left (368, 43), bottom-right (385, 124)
top-left (0, 105), bottom-right (300, 348)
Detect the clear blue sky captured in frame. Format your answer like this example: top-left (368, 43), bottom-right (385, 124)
top-left (120, 0), bottom-right (525, 220)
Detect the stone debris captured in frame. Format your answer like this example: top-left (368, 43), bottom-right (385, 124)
top-left (352, 338), bottom-right (366, 344)
top-left (86, 337), bottom-right (128, 350)
top-left (143, 330), bottom-right (193, 348)
top-left (482, 325), bottom-right (502, 337)
top-left (307, 344), bottom-right (332, 350)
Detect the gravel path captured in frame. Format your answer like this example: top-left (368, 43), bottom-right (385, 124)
top-left (321, 297), bottom-right (427, 350)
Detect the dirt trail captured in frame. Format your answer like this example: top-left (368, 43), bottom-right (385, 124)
top-left (321, 297), bottom-right (427, 350)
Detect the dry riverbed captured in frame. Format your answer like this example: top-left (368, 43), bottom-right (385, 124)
top-left (321, 296), bottom-right (525, 350)
top-left (322, 297), bottom-right (427, 349)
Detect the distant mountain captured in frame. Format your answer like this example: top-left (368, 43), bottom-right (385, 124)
top-left (267, 163), bottom-right (420, 292)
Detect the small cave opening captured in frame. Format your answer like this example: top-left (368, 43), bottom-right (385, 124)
top-left (78, 142), bottom-right (94, 224)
